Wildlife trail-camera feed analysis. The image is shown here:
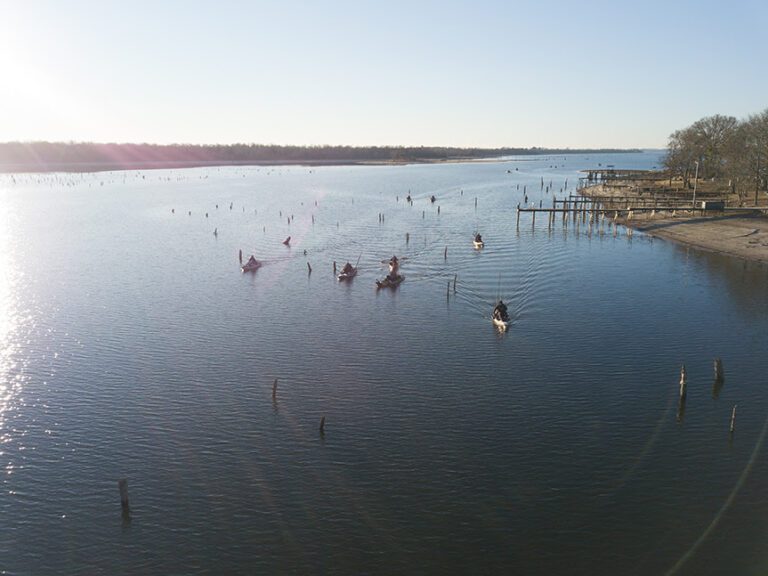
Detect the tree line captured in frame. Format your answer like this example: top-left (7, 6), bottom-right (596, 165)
top-left (664, 109), bottom-right (768, 202)
top-left (0, 142), bottom-right (637, 171)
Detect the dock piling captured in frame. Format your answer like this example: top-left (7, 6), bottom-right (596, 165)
top-left (714, 358), bottom-right (724, 382)
top-left (118, 479), bottom-right (130, 516)
top-left (679, 364), bottom-right (687, 398)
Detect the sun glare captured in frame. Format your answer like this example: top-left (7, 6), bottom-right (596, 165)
top-left (0, 190), bottom-right (15, 347)
top-left (0, 31), bottom-right (82, 142)
top-left (0, 187), bottom-right (19, 452)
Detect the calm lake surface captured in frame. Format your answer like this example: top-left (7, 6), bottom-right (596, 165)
top-left (2, 152), bottom-right (768, 575)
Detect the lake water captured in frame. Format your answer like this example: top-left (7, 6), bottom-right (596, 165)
top-left (2, 152), bottom-right (768, 575)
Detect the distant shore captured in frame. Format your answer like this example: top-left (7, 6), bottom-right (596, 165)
top-left (0, 156), bottom-right (521, 173)
top-left (580, 182), bottom-right (768, 264)
top-left (0, 142), bottom-right (642, 174)
top-left (0, 158), bottom-right (413, 173)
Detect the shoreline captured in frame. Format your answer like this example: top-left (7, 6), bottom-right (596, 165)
top-left (0, 157), bottom-right (446, 174)
top-left (580, 183), bottom-right (768, 265)
top-left (634, 214), bottom-right (768, 264)
top-left (0, 156), bottom-right (525, 174)
top-left (0, 147), bottom-right (645, 174)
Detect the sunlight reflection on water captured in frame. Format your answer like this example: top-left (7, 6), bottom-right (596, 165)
top-left (0, 199), bottom-right (23, 479)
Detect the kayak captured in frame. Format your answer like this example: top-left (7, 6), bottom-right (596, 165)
top-left (338, 268), bottom-right (357, 281)
top-left (376, 274), bottom-right (404, 289)
top-left (241, 259), bottom-right (262, 272)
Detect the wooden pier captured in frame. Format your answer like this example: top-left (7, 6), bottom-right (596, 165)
top-left (578, 168), bottom-right (669, 187)
top-left (514, 166), bottom-right (768, 231)
top-left (515, 190), bottom-right (765, 230)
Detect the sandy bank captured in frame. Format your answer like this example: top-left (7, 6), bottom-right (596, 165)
top-left (634, 214), bottom-right (768, 264)
top-left (579, 183), bottom-right (768, 264)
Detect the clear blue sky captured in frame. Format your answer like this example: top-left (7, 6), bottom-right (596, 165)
top-left (1, 0), bottom-right (766, 148)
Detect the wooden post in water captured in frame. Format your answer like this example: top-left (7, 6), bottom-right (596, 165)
top-left (239, 249), bottom-right (243, 264)
top-left (453, 274), bottom-right (457, 293)
top-left (319, 416), bottom-right (326, 435)
top-left (532, 210), bottom-right (536, 228)
top-left (444, 246), bottom-right (448, 260)
top-left (516, 204), bottom-right (520, 228)
top-left (272, 378), bottom-right (278, 400)
top-left (406, 232), bottom-right (410, 244)
top-left (730, 405), bottom-right (737, 434)
top-left (714, 358), bottom-right (724, 382)
top-left (118, 479), bottom-right (130, 515)
top-left (307, 262), bottom-right (312, 274)
top-left (713, 358), bottom-right (725, 398)
top-left (447, 281), bottom-right (450, 301)
top-left (679, 364), bottom-right (687, 398)
top-left (333, 261), bottom-right (337, 274)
